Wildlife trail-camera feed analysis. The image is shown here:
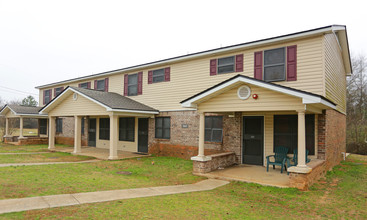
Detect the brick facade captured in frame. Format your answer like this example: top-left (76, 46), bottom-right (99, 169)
top-left (55, 117), bottom-right (88, 146)
top-left (148, 111), bottom-right (242, 162)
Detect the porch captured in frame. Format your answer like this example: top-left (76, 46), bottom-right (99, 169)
top-left (197, 164), bottom-right (290, 188)
top-left (196, 157), bottom-right (326, 189)
top-left (52, 146), bottom-right (151, 160)
top-left (0, 105), bottom-right (48, 145)
top-left (40, 86), bottom-right (159, 160)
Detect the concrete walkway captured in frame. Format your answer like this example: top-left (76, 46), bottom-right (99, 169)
top-left (0, 179), bottom-right (229, 214)
top-left (0, 159), bottom-right (100, 167)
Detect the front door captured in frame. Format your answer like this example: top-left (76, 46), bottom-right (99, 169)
top-left (138, 118), bottom-right (149, 153)
top-left (88, 118), bottom-right (96, 147)
top-left (242, 116), bottom-right (264, 165)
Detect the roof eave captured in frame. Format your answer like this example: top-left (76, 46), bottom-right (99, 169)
top-left (35, 25), bottom-right (338, 89)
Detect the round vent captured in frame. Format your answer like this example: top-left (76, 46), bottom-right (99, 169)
top-left (73, 93), bottom-right (78, 101)
top-left (237, 85), bottom-right (251, 100)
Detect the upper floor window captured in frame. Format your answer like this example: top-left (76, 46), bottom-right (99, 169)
top-left (44, 89), bottom-right (51, 105)
top-left (124, 72), bottom-right (142, 96)
top-left (153, 68), bottom-right (165, 83)
top-left (54, 87), bottom-right (64, 96)
top-left (205, 116), bottom-right (223, 142)
top-left (79, 82), bottom-right (89, 89)
top-left (218, 56), bottom-right (235, 74)
top-left (128, 74), bottom-right (138, 96)
top-left (210, 54), bottom-right (243, 76)
top-left (148, 68), bottom-right (170, 83)
top-left (96, 79), bottom-right (105, 91)
top-left (264, 47), bottom-right (285, 82)
top-left (254, 45), bottom-right (297, 82)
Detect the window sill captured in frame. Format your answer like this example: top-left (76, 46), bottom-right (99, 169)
top-left (204, 141), bottom-right (222, 145)
top-left (155, 138), bottom-right (170, 141)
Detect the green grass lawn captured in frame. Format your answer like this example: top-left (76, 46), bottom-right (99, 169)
top-left (1, 154), bottom-right (366, 219)
top-left (0, 156), bottom-right (203, 200)
top-left (0, 143), bottom-right (49, 153)
top-left (0, 152), bottom-right (94, 164)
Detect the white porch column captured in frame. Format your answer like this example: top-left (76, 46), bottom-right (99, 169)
top-left (191, 112), bottom-right (211, 161)
top-left (108, 114), bottom-right (118, 160)
top-left (288, 110), bottom-right (312, 173)
top-left (48, 116), bottom-right (55, 150)
top-left (19, 117), bottom-right (24, 138)
top-left (73, 116), bottom-right (82, 154)
top-left (4, 117), bottom-right (10, 137)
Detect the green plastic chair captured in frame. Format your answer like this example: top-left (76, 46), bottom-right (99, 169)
top-left (266, 146), bottom-right (288, 173)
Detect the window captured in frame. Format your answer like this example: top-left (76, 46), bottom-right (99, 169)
top-left (155, 117), bottom-right (170, 139)
top-left (39, 119), bottom-right (47, 135)
top-left (56, 118), bottom-right (63, 133)
top-left (273, 115), bottom-right (315, 154)
top-left (128, 74), bottom-right (138, 96)
top-left (99, 118), bottom-right (110, 140)
top-left (44, 90), bottom-right (51, 104)
top-left (152, 68), bottom-right (165, 83)
top-left (217, 56), bottom-right (235, 74)
top-left (55, 87), bottom-right (63, 96)
top-left (205, 116), bottom-right (223, 142)
top-left (264, 47), bottom-right (285, 82)
top-left (96, 79), bottom-right (105, 91)
top-left (79, 82), bottom-right (89, 89)
top-left (119, 117), bottom-right (135, 142)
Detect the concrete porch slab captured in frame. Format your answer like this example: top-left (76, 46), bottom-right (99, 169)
top-left (195, 165), bottom-right (290, 188)
top-left (51, 146), bottom-right (151, 160)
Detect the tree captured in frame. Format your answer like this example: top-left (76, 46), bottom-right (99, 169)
top-left (347, 54), bottom-right (367, 154)
top-left (21, 95), bottom-right (38, 107)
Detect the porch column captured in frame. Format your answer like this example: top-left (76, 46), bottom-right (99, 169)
top-left (288, 110), bottom-right (312, 173)
top-left (73, 116), bottom-right (82, 154)
top-left (4, 117), bottom-right (10, 137)
top-left (108, 114), bottom-right (118, 160)
top-left (191, 112), bottom-right (211, 161)
top-left (48, 116), bottom-right (55, 150)
top-left (19, 117), bottom-right (24, 138)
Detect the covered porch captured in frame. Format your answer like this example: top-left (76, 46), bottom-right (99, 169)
top-left (0, 104), bottom-right (48, 145)
top-left (52, 146), bottom-right (150, 160)
top-left (40, 86), bottom-right (159, 160)
top-left (181, 75), bottom-right (336, 189)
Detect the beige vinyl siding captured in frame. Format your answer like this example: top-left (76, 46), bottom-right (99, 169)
top-left (48, 93), bottom-right (107, 117)
top-left (324, 33), bottom-right (347, 114)
top-left (39, 35), bottom-right (325, 111)
top-left (198, 84), bottom-right (305, 113)
top-left (95, 116), bottom-right (138, 152)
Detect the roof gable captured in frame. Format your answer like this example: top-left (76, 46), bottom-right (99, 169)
top-left (181, 74), bottom-right (336, 109)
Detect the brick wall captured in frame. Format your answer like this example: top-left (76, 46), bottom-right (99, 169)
top-left (317, 111), bottom-right (326, 160)
top-left (325, 109), bottom-right (346, 169)
top-left (289, 160), bottom-right (327, 190)
top-left (193, 152), bottom-right (237, 173)
top-left (55, 117), bottom-right (88, 146)
top-left (148, 111), bottom-right (242, 161)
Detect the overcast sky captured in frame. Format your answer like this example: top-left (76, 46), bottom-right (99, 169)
top-left (0, 0), bottom-right (365, 103)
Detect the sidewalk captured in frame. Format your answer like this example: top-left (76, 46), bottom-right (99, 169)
top-left (0, 179), bottom-right (229, 214)
top-left (0, 159), bottom-right (100, 167)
